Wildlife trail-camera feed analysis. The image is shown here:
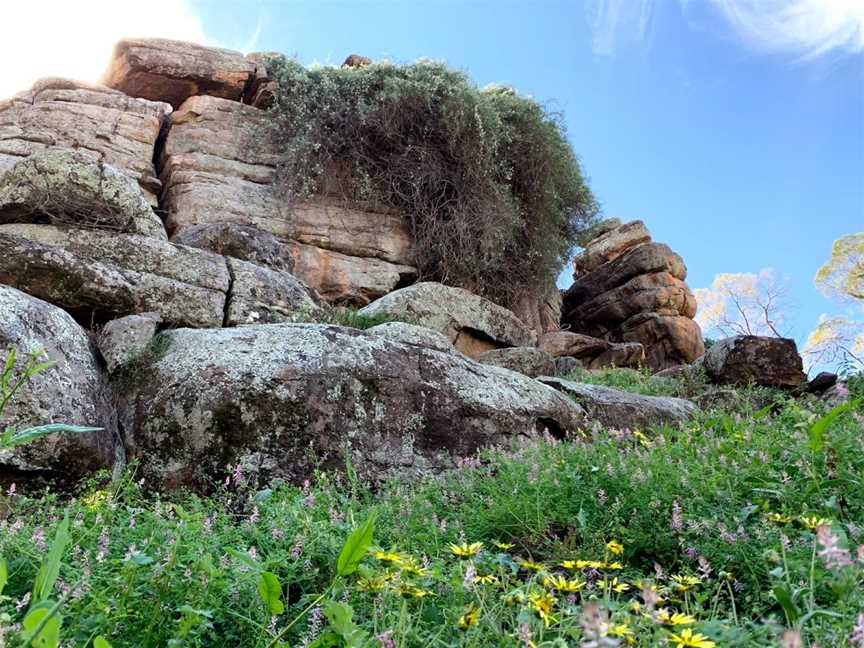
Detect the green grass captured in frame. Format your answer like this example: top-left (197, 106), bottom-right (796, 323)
top-left (1, 374), bottom-right (862, 647)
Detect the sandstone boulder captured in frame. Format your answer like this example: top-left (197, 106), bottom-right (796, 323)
top-left (573, 220), bottom-right (651, 277)
top-left (116, 324), bottom-right (586, 489)
top-left (701, 336), bottom-right (807, 389)
top-left (538, 376), bottom-right (697, 431)
top-left (537, 331), bottom-right (645, 369)
top-left (160, 95), bottom-right (415, 264)
top-left (0, 286), bottom-right (116, 482)
top-left (359, 282), bottom-right (534, 358)
top-left (562, 220), bottom-right (704, 370)
top-left (0, 224), bottom-right (227, 327)
top-left (0, 78), bottom-right (170, 205)
top-left (103, 39), bottom-right (256, 109)
top-left (510, 285), bottom-right (562, 336)
top-left (478, 347), bottom-right (556, 378)
top-left (0, 150), bottom-right (166, 239)
top-left (97, 313), bottom-right (161, 373)
top-left (366, 322), bottom-right (455, 353)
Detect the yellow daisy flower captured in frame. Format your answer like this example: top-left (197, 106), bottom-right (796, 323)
top-left (528, 592), bottom-right (556, 626)
top-left (668, 628), bottom-right (716, 648)
top-left (372, 550), bottom-right (405, 563)
top-left (458, 603), bottom-right (480, 630)
top-left (473, 573), bottom-right (499, 586)
top-left (799, 515), bottom-right (830, 530)
top-left (606, 539), bottom-right (624, 555)
top-left (542, 575), bottom-right (585, 593)
top-left (391, 583), bottom-right (432, 598)
top-left (449, 542), bottom-right (483, 558)
top-left (657, 610), bottom-right (696, 625)
top-left (493, 541), bottom-right (515, 551)
top-left (518, 559), bottom-right (545, 572)
top-left (767, 512), bottom-right (791, 525)
top-left (604, 577), bottom-right (630, 593)
top-left (671, 575), bottom-right (701, 592)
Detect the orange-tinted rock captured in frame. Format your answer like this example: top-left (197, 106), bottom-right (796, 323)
top-left (103, 39), bottom-right (256, 109)
top-left (573, 219), bottom-right (650, 278)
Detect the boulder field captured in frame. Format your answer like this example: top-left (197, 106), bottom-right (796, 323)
top-left (2, 37), bottom-right (811, 491)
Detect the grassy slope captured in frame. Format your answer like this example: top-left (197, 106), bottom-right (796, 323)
top-left (0, 371), bottom-right (862, 647)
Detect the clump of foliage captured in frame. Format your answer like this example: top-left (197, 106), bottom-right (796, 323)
top-left (1, 372), bottom-right (862, 647)
top-left (263, 57), bottom-right (598, 308)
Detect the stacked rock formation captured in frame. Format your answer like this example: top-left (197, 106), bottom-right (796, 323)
top-left (562, 219), bottom-right (704, 371)
top-left (0, 38), bottom-right (703, 491)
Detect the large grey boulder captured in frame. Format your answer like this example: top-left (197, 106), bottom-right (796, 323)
top-left (0, 224), bottom-right (321, 328)
top-left (478, 347), bottom-right (556, 378)
top-left (0, 286), bottom-right (116, 482)
top-left (537, 376), bottom-right (697, 430)
top-left (701, 336), bottom-right (807, 389)
top-left (366, 322), bottom-right (455, 353)
top-left (0, 224), bottom-right (228, 327)
top-left (116, 324), bottom-right (586, 489)
top-left (359, 282), bottom-right (534, 358)
top-left (537, 331), bottom-right (645, 370)
top-left (0, 150), bottom-right (166, 239)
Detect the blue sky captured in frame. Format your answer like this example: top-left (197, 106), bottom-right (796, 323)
top-left (190, 0), bottom-right (863, 351)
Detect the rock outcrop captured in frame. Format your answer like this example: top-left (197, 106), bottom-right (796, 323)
top-left (97, 313), bottom-right (161, 373)
top-left (116, 324), bottom-right (586, 489)
top-left (0, 286), bottom-right (116, 482)
top-left (0, 224), bottom-right (320, 327)
top-left (562, 219), bottom-right (704, 370)
top-left (0, 78), bottom-right (170, 205)
top-left (158, 93), bottom-right (417, 305)
top-left (537, 331), bottom-right (645, 370)
top-left (103, 38), bottom-right (257, 109)
top-left (478, 347), bottom-right (557, 378)
top-left (700, 336), bottom-right (807, 389)
top-left (0, 150), bottom-right (166, 239)
top-left (366, 322), bottom-right (455, 353)
top-left (537, 377), bottom-right (697, 430)
top-left (359, 282), bottom-right (535, 358)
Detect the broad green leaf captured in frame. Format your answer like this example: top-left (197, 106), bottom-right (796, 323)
top-left (33, 515), bottom-right (70, 603)
top-left (227, 548), bottom-right (261, 571)
top-left (4, 425), bottom-right (103, 449)
top-left (93, 637), bottom-right (112, 648)
top-left (772, 586), bottom-right (800, 624)
top-left (257, 571), bottom-right (284, 615)
top-left (336, 512), bottom-right (376, 577)
top-left (323, 601), bottom-right (367, 648)
top-left (0, 556), bottom-right (7, 596)
top-left (22, 600), bottom-right (62, 648)
top-left (808, 402), bottom-right (851, 453)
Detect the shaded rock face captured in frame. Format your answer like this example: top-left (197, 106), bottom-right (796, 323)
top-left (359, 282), bottom-right (535, 358)
top-left (701, 336), bottom-right (806, 389)
top-left (0, 286), bottom-right (116, 482)
top-left (478, 347), bottom-right (556, 378)
top-left (0, 78), bottom-right (170, 205)
top-left (536, 331), bottom-right (645, 370)
top-left (116, 324), bottom-right (586, 490)
top-left (98, 313), bottom-right (161, 374)
top-left (510, 283), bottom-right (562, 337)
top-left (537, 377), bottom-right (697, 431)
top-left (158, 94), bottom-right (417, 304)
top-left (0, 224), bottom-right (321, 328)
top-left (366, 322), bottom-right (455, 353)
top-left (0, 150), bottom-right (166, 239)
top-left (562, 221), bottom-right (704, 370)
top-left (103, 38), bottom-right (257, 109)
top-left (0, 224), bottom-right (229, 327)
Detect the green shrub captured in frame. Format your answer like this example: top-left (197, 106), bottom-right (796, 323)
top-left (262, 57), bottom-right (598, 308)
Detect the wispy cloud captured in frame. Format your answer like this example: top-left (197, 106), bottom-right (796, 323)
top-left (589, 0), bottom-right (864, 59)
top-left (588, 0), bottom-right (656, 57)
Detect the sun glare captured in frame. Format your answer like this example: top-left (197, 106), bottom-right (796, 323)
top-left (0, 0), bottom-right (206, 100)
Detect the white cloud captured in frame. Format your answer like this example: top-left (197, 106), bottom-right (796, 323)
top-left (0, 0), bottom-right (207, 100)
top-left (708, 0), bottom-right (864, 59)
top-left (588, 0), bottom-right (864, 59)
